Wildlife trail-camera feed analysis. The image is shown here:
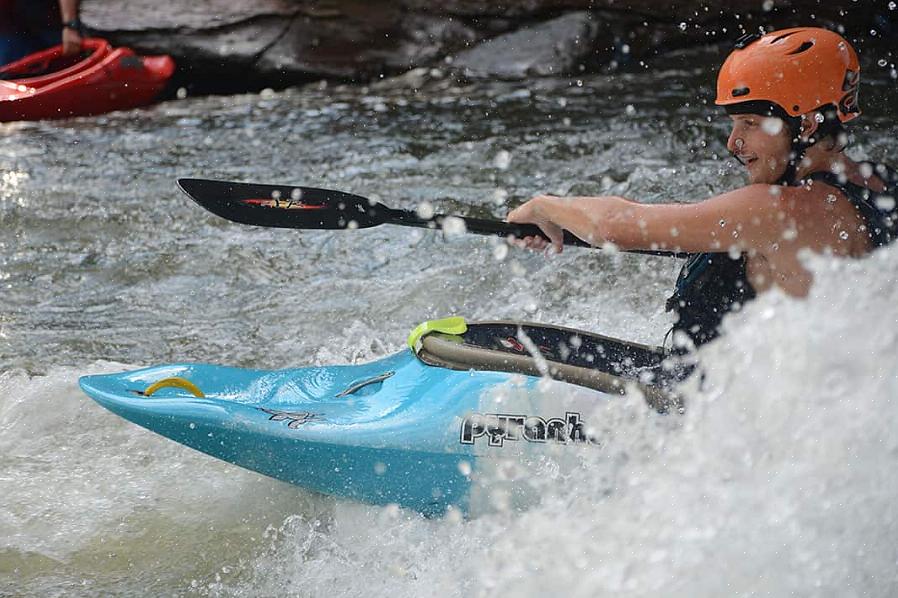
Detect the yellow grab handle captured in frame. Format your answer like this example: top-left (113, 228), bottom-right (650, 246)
top-left (143, 377), bottom-right (205, 398)
top-left (407, 316), bottom-right (468, 353)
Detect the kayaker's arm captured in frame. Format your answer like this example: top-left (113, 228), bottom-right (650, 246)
top-left (59, 0), bottom-right (83, 56)
top-left (507, 185), bottom-right (798, 255)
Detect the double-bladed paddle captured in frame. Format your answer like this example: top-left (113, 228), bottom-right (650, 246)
top-left (177, 178), bottom-right (685, 258)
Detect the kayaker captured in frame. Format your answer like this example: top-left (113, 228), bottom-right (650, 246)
top-left (508, 27), bottom-right (898, 353)
top-left (0, 0), bottom-right (82, 65)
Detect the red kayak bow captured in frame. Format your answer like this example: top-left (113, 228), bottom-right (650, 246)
top-left (0, 38), bottom-right (174, 122)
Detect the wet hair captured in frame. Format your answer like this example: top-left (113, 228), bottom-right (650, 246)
top-left (811, 105), bottom-right (849, 151)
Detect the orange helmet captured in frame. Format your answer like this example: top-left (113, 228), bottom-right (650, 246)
top-left (716, 27), bottom-right (861, 123)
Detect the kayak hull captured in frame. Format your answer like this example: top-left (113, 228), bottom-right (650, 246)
top-left (0, 38), bottom-right (174, 122)
top-left (80, 350), bottom-right (610, 515)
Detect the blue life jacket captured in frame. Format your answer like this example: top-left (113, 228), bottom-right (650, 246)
top-left (665, 161), bottom-right (898, 350)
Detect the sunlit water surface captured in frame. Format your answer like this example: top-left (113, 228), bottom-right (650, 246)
top-left (2, 47), bottom-right (898, 596)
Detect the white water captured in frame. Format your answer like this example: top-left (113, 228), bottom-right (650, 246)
top-left (3, 245), bottom-right (897, 596)
top-left (3, 63), bottom-right (898, 596)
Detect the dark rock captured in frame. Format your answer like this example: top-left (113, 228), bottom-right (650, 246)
top-left (78, 0), bottom-right (898, 93)
top-left (399, 0), bottom-right (594, 18)
top-left (256, 10), bottom-right (479, 81)
top-left (450, 12), bottom-right (601, 79)
top-left (83, 0), bottom-right (482, 87)
top-left (81, 0), bottom-right (298, 31)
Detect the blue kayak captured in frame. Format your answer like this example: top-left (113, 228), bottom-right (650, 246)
top-left (79, 318), bottom-right (673, 515)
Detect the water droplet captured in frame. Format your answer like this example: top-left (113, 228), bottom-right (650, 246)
top-left (189, 422), bottom-right (196, 429)
top-left (493, 150), bottom-right (512, 170)
top-left (492, 188), bottom-right (508, 205)
top-left (890, 1), bottom-right (897, 9)
top-left (176, 87), bottom-right (188, 100)
top-left (271, 190), bottom-right (282, 200)
top-left (493, 243), bottom-right (508, 261)
top-left (576, 79), bottom-right (583, 87)
top-left (290, 188), bottom-right (302, 200)
top-left (416, 201), bottom-right (434, 219)
top-left (814, 112), bottom-right (825, 123)
top-left (441, 216), bottom-right (467, 237)
top-left (374, 462), bottom-right (386, 475)
top-left (762, 118), bottom-right (783, 135)
top-left (445, 506), bottom-right (463, 524)
top-left (625, 104), bottom-right (636, 116)
top-left (879, 58), bottom-right (889, 67)
top-left (679, 22), bottom-right (687, 31)
top-left (875, 195), bottom-right (895, 211)
top-left (762, 0), bottom-right (775, 11)
top-left (457, 460), bottom-right (472, 476)
top-left (839, 230), bottom-right (849, 240)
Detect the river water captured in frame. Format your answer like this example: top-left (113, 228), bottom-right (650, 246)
top-left (2, 46), bottom-right (898, 596)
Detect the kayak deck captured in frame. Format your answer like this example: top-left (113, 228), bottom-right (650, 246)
top-left (80, 352), bottom-right (539, 515)
top-left (80, 322), bottom-right (678, 514)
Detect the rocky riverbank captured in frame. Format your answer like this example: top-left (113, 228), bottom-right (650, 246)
top-left (80, 0), bottom-right (897, 93)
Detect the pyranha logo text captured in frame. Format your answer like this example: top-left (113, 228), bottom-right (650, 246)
top-left (460, 411), bottom-right (598, 447)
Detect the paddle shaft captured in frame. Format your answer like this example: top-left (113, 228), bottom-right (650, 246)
top-left (384, 206), bottom-right (684, 257)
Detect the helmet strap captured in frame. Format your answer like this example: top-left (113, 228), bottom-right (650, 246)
top-left (776, 120), bottom-right (810, 186)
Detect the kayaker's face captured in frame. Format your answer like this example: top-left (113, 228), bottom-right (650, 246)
top-left (727, 114), bottom-right (792, 184)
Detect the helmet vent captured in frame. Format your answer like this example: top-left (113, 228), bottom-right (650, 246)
top-left (788, 41), bottom-right (815, 55)
top-left (772, 31), bottom-right (799, 43)
top-left (732, 87), bottom-right (751, 97)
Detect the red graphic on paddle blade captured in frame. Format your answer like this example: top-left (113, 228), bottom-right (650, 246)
top-left (242, 198), bottom-right (327, 210)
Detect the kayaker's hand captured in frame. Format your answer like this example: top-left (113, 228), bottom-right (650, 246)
top-left (507, 195), bottom-right (565, 254)
top-left (62, 27), bottom-right (82, 56)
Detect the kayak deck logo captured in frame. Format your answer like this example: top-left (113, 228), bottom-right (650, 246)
top-left (460, 411), bottom-right (597, 447)
top-left (259, 408), bottom-right (320, 429)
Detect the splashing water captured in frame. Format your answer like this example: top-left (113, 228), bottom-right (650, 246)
top-left (2, 57), bottom-right (897, 596)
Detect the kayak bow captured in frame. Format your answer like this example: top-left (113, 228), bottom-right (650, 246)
top-left (0, 38), bottom-right (174, 122)
top-left (80, 319), bottom-right (678, 515)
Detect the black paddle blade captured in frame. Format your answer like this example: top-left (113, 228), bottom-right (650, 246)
top-left (177, 178), bottom-right (389, 230)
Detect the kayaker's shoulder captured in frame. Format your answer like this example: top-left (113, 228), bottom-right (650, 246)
top-left (706, 182), bottom-right (840, 214)
top-left (693, 183), bottom-right (796, 215)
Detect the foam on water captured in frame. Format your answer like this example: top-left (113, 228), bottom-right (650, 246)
top-left (5, 245), bottom-right (893, 596)
top-left (0, 364), bottom-right (332, 595)
top-left (208, 246), bottom-right (898, 598)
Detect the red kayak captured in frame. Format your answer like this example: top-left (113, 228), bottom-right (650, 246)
top-left (0, 38), bottom-right (175, 122)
